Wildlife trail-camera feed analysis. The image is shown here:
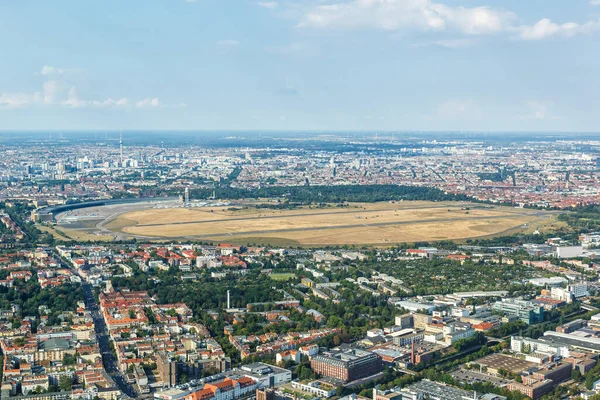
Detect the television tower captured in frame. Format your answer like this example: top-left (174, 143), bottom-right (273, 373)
top-left (119, 130), bottom-right (123, 166)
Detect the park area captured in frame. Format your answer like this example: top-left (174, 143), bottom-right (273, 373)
top-left (269, 273), bottom-right (296, 281)
top-left (100, 201), bottom-right (557, 246)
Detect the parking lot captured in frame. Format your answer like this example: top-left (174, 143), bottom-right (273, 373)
top-left (451, 369), bottom-right (511, 387)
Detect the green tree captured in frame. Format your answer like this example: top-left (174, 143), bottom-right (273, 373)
top-left (59, 375), bottom-right (72, 391)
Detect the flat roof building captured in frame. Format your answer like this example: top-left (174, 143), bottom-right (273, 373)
top-left (311, 349), bottom-right (383, 383)
top-left (492, 299), bottom-right (544, 325)
top-left (400, 380), bottom-right (472, 400)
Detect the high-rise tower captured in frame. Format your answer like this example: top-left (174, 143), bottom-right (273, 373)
top-left (119, 130), bottom-right (123, 166)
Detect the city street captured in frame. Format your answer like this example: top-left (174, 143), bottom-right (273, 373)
top-left (82, 281), bottom-right (138, 398)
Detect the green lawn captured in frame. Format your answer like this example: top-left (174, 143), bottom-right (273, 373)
top-left (269, 273), bottom-right (296, 281)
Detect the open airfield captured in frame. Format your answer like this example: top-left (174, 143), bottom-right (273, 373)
top-left (49, 201), bottom-right (162, 241)
top-left (48, 199), bottom-right (229, 242)
top-left (73, 200), bottom-right (561, 246)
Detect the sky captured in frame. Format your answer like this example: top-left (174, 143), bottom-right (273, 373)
top-left (1, 0), bottom-right (600, 132)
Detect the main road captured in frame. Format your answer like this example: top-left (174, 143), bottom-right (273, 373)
top-left (81, 282), bottom-right (138, 398)
top-left (52, 247), bottom-right (137, 398)
top-left (51, 247), bottom-right (137, 397)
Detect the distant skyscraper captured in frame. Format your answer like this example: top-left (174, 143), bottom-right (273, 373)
top-left (184, 187), bottom-right (190, 203)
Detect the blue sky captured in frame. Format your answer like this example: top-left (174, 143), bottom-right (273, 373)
top-left (1, 0), bottom-right (599, 131)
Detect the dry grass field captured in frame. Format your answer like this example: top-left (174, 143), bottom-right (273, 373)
top-left (103, 201), bottom-right (555, 246)
top-left (36, 224), bottom-right (71, 241)
top-left (57, 227), bottom-right (116, 242)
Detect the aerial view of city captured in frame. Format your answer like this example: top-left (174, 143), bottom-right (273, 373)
top-left (2, 2), bottom-right (600, 400)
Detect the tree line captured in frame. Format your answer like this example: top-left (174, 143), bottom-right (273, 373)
top-left (182, 184), bottom-right (471, 204)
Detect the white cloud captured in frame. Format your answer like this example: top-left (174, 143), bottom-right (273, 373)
top-left (298, 0), bottom-right (516, 35)
top-left (38, 65), bottom-right (83, 76)
top-left (0, 79), bottom-right (64, 109)
top-left (0, 67), bottom-right (166, 110)
top-left (42, 80), bottom-right (60, 104)
top-left (591, 0), bottom-right (600, 6)
top-left (434, 4), bottom-right (516, 35)
top-left (93, 98), bottom-right (130, 108)
top-left (62, 87), bottom-right (131, 109)
top-left (519, 18), bottom-right (600, 40)
top-left (136, 98), bottom-right (161, 108)
top-left (296, 0), bottom-right (600, 42)
top-left (0, 93), bottom-right (37, 109)
top-left (40, 66), bottom-right (65, 76)
top-left (258, 1), bottom-right (278, 9)
top-left (116, 98), bottom-right (129, 106)
top-left (62, 87), bottom-right (86, 108)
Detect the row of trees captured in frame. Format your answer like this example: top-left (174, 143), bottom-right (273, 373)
top-left (181, 184), bottom-right (470, 204)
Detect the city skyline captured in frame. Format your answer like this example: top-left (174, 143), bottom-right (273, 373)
top-left (2, 2), bottom-right (600, 396)
top-left (1, 0), bottom-right (600, 131)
